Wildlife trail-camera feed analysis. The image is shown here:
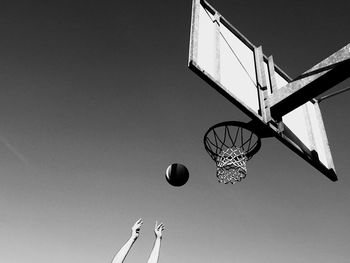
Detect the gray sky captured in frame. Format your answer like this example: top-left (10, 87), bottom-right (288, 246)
top-left (0, 0), bottom-right (349, 262)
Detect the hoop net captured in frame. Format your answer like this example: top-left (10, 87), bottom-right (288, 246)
top-left (216, 147), bottom-right (247, 184)
top-left (203, 122), bottom-right (261, 184)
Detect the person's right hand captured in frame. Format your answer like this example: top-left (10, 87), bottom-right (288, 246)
top-left (154, 221), bottom-right (165, 239)
top-left (131, 218), bottom-right (143, 240)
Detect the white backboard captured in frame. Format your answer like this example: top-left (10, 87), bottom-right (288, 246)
top-left (189, 0), bottom-right (336, 181)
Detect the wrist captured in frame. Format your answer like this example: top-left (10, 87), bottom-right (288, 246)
top-left (130, 235), bottom-right (138, 241)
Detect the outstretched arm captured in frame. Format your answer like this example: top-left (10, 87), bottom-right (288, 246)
top-left (147, 221), bottom-right (165, 263)
top-left (111, 218), bottom-right (143, 263)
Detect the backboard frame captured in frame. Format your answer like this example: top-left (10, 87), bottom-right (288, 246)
top-left (188, 0), bottom-right (338, 181)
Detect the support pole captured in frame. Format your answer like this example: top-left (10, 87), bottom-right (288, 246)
top-left (254, 46), bottom-right (271, 123)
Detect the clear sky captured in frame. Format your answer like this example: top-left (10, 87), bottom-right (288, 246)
top-left (0, 0), bottom-right (349, 263)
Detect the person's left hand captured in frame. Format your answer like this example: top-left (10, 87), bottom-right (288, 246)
top-left (131, 218), bottom-right (143, 240)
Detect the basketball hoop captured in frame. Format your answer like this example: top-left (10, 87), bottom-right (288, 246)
top-left (203, 121), bottom-right (261, 184)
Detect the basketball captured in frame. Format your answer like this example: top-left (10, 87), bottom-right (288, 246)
top-left (165, 163), bottom-right (189, 187)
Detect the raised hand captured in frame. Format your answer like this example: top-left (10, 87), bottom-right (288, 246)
top-left (131, 218), bottom-right (143, 240)
top-left (112, 218), bottom-right (143, 263)
top-left (147, 221), bottom-right (165, 263)
top-left (154, 221), bottom-right (165, 239)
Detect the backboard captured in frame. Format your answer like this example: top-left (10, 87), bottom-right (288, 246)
top-left (188, 0), bottom-right (343, 181)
